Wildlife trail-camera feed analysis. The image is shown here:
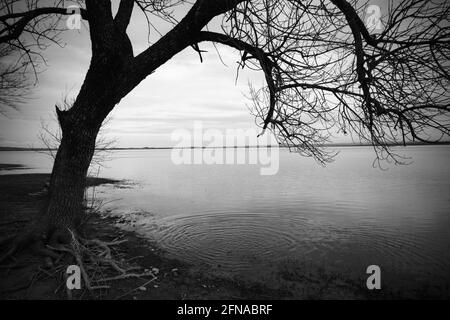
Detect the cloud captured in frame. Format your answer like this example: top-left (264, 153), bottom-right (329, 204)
top-left (0, 5), bottom-right (264, 148)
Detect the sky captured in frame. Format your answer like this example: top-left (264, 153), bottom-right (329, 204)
top-left (0, 1), bottom-right (270, 148)
top-left (0, 0), bottom-right (390, 148)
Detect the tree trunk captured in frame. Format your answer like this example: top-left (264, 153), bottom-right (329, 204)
top-left (42, 114), bottom-right (101, 244)
top-left (38, 29), bottom-right (133, 244)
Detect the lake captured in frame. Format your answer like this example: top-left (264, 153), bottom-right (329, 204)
top-left (1, 146), bottom-right (449, 294)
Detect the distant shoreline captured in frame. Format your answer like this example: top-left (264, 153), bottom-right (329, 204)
top-left (1, 142), bottom-right (449, 152)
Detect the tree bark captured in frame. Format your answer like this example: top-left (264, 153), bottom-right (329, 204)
top-left (35, 74), bottom-right (117, 245)
top-left (43, 119), bottom-right (100, 243)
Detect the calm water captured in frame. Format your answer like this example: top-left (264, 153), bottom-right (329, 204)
top-left (1, 146), bottom-right (450, 291)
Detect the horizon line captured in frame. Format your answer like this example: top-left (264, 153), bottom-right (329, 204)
top-left (1, 141), bottom-right (449, 151)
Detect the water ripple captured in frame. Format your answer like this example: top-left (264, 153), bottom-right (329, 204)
top-left (133, 210), bottom-right (450, 277)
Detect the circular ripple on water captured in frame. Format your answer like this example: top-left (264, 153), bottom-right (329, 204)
top-left (135, 210), bottom-right (450, 279)
top-left (147, 211), bottom-right (306, 272)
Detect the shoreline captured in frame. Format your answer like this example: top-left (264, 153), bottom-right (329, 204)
top-left (0, 171), bottom-right (299, 299)
top-left (1, 170), bottom-right (448, 299)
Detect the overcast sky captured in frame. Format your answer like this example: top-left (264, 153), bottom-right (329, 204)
top-left (0, 1), bottom-right (271, 148)
top-left (0, 0), bottom-right (392, 148)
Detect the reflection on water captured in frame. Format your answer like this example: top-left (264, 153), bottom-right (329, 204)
top-left (2, 146), bottom-right (450, 291)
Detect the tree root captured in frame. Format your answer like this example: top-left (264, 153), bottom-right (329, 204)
top-left (1, 226), bottom-right (156, 299)
top-left (47, 229), bottom-right (157, 296)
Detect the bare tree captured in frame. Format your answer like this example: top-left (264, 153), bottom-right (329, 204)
top-left (0, 0), bottom-right (448, 260)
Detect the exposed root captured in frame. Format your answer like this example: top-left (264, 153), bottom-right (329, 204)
top-left (1, 225), bottom-right (156, 299)
top-left (47, 229), bottom-right (156, 297)
top-left (96, 272), bottom-right (154, 283)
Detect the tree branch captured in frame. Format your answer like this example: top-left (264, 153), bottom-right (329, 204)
top-left (0, 7), bottom-right (88, 43)
top-left (132, 0), bottom-right (248, 79)
top-left (85, 0), bottom-right (115, 55)
top-left (114, 0), bottom-right (134, 32)
top-left (195, 30), bottom-right (277, 129)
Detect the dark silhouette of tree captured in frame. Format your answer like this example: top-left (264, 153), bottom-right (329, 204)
top-left (0, 0), bottom-right (448, 261)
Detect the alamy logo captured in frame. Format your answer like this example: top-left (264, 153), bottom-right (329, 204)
top-left (66, 265), bottom-right (81, 290)
top-left (66, 5), bottom-right (81, 30)
top-left (171, 121), bottom-right (280, 175)
top-left (366, 265), bottom-right (381, 290)
top-left (365, 5), bottom-right (383, 32)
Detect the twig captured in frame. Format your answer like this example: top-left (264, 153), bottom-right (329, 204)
top-left (114, 277), bottom-right (158, 300)
top-left (96, 272), bottom-right (156, 283)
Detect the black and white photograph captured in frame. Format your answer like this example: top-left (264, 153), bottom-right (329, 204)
top-left (0, 0), bottom-right (449, 305)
